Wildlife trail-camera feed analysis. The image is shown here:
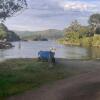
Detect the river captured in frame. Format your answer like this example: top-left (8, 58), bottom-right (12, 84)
top-left (0, 41), bottom-right (100, 61)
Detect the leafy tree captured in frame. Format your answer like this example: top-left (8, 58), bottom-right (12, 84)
top-left (95, 27), bottom-right (100, 35)
top-left (89, 14), bottom-right (100, 25)
top-left (64, 20), bottom-right (89, 41)
top-left (0, 0), bottom-right (27, 22)
top-left (78, 26), bottom-right (90, 37)
top-left (0, 23), bottom-right (8, 39)
top-left (64, 20), bottom-right (80, 39)
top-left (0, 0), bottom-right (27, 40)
top-left (0, 23), bottom-right (20, 41)
top-left (89, 14), bottom-right (100, 34)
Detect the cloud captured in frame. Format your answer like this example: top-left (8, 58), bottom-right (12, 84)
top-left (5, 0), bottom-right (100, 31)
top-left (62, 1), bottom-right (97, 11)
top-left (28, 0), bottom-right (61, 11)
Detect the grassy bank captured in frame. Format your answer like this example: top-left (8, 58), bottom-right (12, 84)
top-left (0, 59), bottom-right (79, 99)
top-left (59, 35), bottom-right (100, 47)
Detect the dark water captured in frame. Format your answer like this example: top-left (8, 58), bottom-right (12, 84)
top-left (0, 41), bottom-right (100, 61)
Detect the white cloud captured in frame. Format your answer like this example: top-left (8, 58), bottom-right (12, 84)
top-left (62, 2), bottom-right (96, 11)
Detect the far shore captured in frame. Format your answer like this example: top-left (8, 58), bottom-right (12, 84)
top-left (59, 40), bottom-right (100, 48)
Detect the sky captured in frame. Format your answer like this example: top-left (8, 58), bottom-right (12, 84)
top-left (4, 0), bottom-right (100, 31)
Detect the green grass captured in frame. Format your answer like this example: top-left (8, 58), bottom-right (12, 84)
top-left (0, 59), bottom-right (78, 99)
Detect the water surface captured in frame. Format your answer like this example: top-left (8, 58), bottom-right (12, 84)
top-left (0, 41), bottom-right (100, 61)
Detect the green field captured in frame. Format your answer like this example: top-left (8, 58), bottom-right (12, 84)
top-left (0, 59), bottom-right (79, 99)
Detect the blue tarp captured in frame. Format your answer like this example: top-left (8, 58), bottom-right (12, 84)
top-left (38, 51), bottom-right (55, 60)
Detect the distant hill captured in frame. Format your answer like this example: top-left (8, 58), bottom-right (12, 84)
top-left (15, 29), bottom-right (64, 40)
top-left (0, 23), bottom-right (20, 42)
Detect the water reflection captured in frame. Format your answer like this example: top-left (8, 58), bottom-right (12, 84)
top-left (87, 47), bottom-right (100, 59)
top-left (64, 46), bottom-right (88, 59)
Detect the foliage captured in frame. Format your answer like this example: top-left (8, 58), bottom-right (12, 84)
top-left (64, 14), bottom-right (100, 43)
top-left (92, 35), bottom-right (100, 45)
top-left (89, 14), bottom-right (100, 35)
top-left (95, 27), bottom-right (100, 35)
top-left (0, 23), bottom-right (20, 41)
top-left (63, 17), bottom-right (100, 47)
top-left (81, 37), bottom-right (93, 47)
top-left (0, 23), bottom-right (8, 39)
top-left (81, 35), bottom-right (100, 47)
top-left (89, 14), bottom-right (100, 25)
top-left (64, 20), bottom-right (89, 42)
top-left (7, 31), bottom-right (20, 41)
top-left (0, 0), bottom-right (27, 22)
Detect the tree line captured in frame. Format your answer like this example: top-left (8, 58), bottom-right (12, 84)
top-left (63, 14), bottom-right (100, 47)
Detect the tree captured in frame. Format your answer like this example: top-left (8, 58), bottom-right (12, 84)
top-left (89, 14), bottom-right (100, 35)
top-left (0, 23), bottom-right (8, 39)
top-left (89, 14), bottom-right (100, 25)
top-left (68, 20), bottom-right (81, 32)
top-left (95, 27), bottom-right (100, 35)
top-left (0, 0), bottom-right (27, 22)
top-left (64, 20), bottom-right (89, 40)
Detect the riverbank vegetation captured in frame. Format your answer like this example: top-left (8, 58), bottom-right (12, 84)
top-left (59, 14), bottom-right (100, 47)
top-left (0, 24), bottom-right (20, 42)
top-left (0, 23), bottom-right (20, 49)
top-left (0, 59), bottom-right (79, 99)
top-left (0, 0), bottom-right (27, 49)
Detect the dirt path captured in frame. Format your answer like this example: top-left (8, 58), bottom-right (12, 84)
top-left (7, 59), bottom-right (100, 100)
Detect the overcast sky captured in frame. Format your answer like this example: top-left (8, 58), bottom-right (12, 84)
top-left (5, 0), bottom-right (100, 31)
